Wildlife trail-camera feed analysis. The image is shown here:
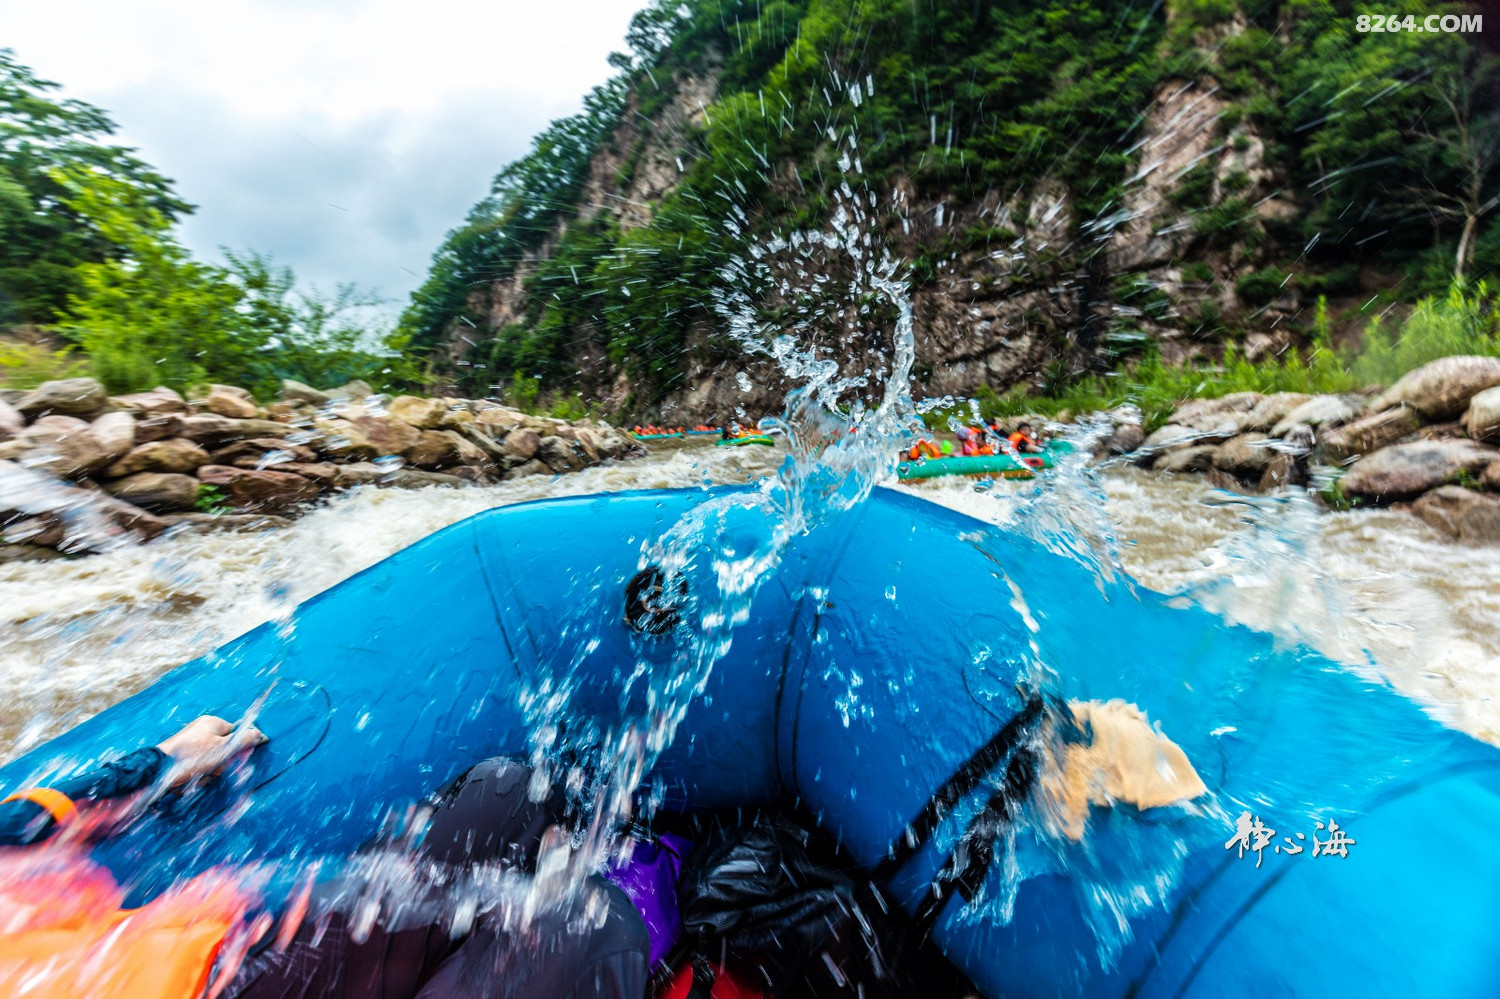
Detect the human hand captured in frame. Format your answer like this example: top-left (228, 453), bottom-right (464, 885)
top-left (156, 715), bottom-right (267, 788)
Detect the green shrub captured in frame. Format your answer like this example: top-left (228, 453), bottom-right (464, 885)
top-left (1346, 281), bottom-right (1500, 387)
top-left (0, 341), bottom-right (89, 388)
top-left (1236, 267), bottom-right (1291, 307)
top-left (194, 484), bottom-right (230, 514)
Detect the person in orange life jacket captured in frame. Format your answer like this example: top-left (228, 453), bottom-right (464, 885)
top-left (0, 714), bottom-right (265, 847)
top-left (0, 715), bottom-right (268, 999)
top-left (959, 427), bottom-right (991, 457)
top-left (1, 717), bottom-right (651, 999)
top-left (907, 439), bottom-right (941, 461)
top-left (1008, 422), bottom-right (1042, 454)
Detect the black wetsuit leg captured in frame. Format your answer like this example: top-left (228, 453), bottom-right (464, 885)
top-left (227, 758), bottom-right (648, 999)
top-left (414, 877), bottom-right (649, 999)
top-left (420, 757), bottom-right (565, 866)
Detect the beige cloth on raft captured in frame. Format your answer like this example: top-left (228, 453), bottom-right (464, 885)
top-left (1037, 699), bottom-right (1208, 841)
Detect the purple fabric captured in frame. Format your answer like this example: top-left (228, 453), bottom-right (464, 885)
top-left (606, 832), bottom-right (694, 967)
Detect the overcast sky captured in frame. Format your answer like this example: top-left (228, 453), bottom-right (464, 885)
top-left (5, 0), bottom-right (646, 319)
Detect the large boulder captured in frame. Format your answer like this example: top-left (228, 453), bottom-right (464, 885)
top-left (503, 428), bottom-right (542, 461)
top-left (265, 401), bottom-right (312, 423)
top-left (15, 378), bottom-right (107, 418)
top-left (1240, 393), bottom-right (1314, 433)
top-left (29, 414), bottom-right (88, 433)
top-left (439, 408), bottom-right (476, 431)
top-left (330, 379), bottom-right (373, 400)
top-left (110, 387), bottom-right (186, 415)
top-left (453, 424), bottom-right (514, 466)
top-left (89, 411), bottom-right (139, 461)
top-left (332, 462), bottom-right (387, 488)
top-left (537, 435), bottom-right (583, 472)
top-left (0, 399), bottom-right (23, 439)
top-left (106, 439), bottom-right (211, 477)
top-left (566, 427), bottom-right (604, 462)
top-left (12, 416), bottom-right (109, 479)
top-left (1258, 452), bottom-right (1304, 492)
top-left (205, 384), bottom-right (259, 419)
top-left (1169, 392), bottom-right (1263, 429)
top-left (196, 465), bottom-right (322, 512)
top-left (208, 438), bottom-right (316, 466)
top-left (1339, 440), bottom-right (1499, 502)
top-left (1104, 423), bottom-right (1145, 456)
top-left (0, 460), bottom-right (169, 543)
top-left (1466, 386), bottom-right (1500, 444)
top-left (352, 415), bottom-right (421, 456)
top-left (134, 413), bottom-right (185, 444)
top-left (105, 472), bottom-right (201, 513)
top-left (387, 396), bottom-right (449, 430)
top-left (309, 420), bottom-right (379, 461)
top-left (270, 461), bottom-right (340, 486)
top-left (1, 514), bottom-right (64, 548)
top-left (1270, 395), bottom-right (1365, 438)
top-left (1372, 355), bottom-right (1500, 421)
top-left (1412, 486), bottom-right (1500, 545)
top-left (1153, 445), bottom-right (1219, 474)
top-left (281, 379), bottom-right (332, 407)
top-left (474, 407), bottom-right (525, 436)
top-left (502, 459), bottom-right (551, 481)
top-left (1317, 405), bottom-right (1423, 464)
top-left (1211, 435), bottom-right (1277, 478)
top-left (403, 430), bottom-right (485, 469)
top-left (178, 414), bottom-right (294, 445)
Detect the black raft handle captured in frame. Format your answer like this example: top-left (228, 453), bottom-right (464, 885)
top-left (624, 566), bottom-right (686, 635)
top-left (873, 695), bottom-right (1048, 939)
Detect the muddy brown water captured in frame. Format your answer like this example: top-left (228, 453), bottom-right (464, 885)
top-left (2, 439), bottom-right (1496, 761)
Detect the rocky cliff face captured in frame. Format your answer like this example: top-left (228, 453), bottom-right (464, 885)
top-left (446, 40), bottom-right (1309, 422)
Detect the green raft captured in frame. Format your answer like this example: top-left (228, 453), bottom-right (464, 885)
top-left (897, 441), bottom-right (1071, 481)
top-left (715, 434), bottom-right (776, 447)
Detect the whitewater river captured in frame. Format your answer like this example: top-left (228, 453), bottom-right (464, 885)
top-left (2, 437), bottom-right (1498, 760)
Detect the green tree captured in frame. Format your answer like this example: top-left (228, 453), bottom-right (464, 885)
top-left (0, 49), bottom-right (191, 324)
top-left (59, 167), bottom-right (243, 393)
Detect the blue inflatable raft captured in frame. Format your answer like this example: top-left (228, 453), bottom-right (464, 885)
top-left (2, 486), bottom-right (1497, 998)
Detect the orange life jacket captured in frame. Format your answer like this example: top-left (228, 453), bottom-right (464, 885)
top-left (0, 849), bottom-right (263, 999)
top-left (1009, 431), bottom-right (1035, 450)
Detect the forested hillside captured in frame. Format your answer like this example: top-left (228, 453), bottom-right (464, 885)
top-left (403, 0), bottom-right (1499, 420)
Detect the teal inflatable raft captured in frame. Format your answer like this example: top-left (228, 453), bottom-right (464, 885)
top-left (898, 441), bottom-right (1071, 481)
top-left (1, 486), bottom-right (1497, 998)
top-left (714, 435), bottom-right (775, 447)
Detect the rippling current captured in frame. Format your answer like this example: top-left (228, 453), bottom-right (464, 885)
top-left (2, 437), bottom-right (1498, 760)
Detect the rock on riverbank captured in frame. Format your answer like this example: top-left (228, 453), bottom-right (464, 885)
top-left (1109, 355), bottom-right (1500, 543)
top-left (0, 378), bottom-right (643, 560)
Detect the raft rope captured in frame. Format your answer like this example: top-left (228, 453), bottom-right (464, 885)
top-left (873, 696), bottom-right (1047, 939)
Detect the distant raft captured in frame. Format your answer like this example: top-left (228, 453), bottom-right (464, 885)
top-left (630, 432), bottom-right (686, 440)
top-left (715, 435), bottom-right (776, 447)
top-left (897, 441), bottom-right (1071, 481)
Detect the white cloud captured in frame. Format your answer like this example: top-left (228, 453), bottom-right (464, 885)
top-left (5, 0), bottom-right (647, 316)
